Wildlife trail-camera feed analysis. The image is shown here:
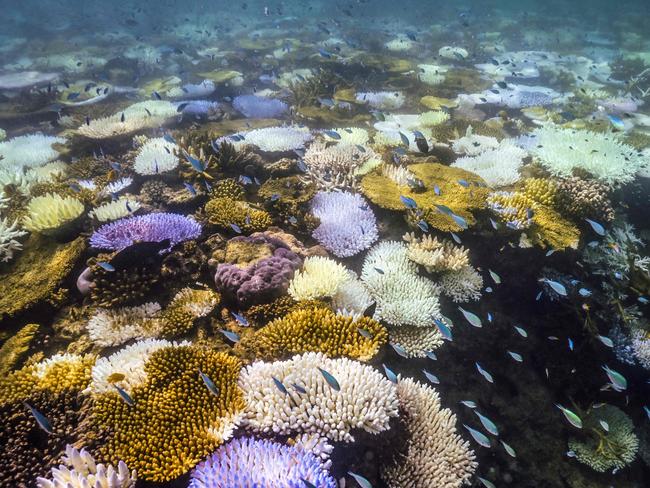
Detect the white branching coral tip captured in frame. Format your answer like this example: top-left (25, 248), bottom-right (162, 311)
top-left (288, 256), bottom-right (352, 301)
top-left (439, 265), bottom-right (484, 303)
top-left (239, 352), bottom-right (399, 442)
top-left (0, 217), bottom-right (27, 262)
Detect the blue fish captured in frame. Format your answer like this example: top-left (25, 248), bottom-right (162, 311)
top-left (422, 369), bottom-right (440, 384)
top-left (507, 351), bottom-right (523, 362)
top-left (458, 307), bottom-right (482, 328)
top-left (450, 213), bottom-right (468, 230)
top-left (478, 477), bottom-right (496, 488)
top-left (568, 338), bottom-right (574, 351)
top-left (114, 385), bottom-right (135, 406)
top-left (318, 48), bottom-right (333, 58)
top-left (357, 327), bottom-right (373, 339)
top-left (318, 368), bottom-right (340, 391)
top-left (607, 114), bottom-right (625, 131)
top-left (597, 335), bottom-right (614, 348)
top-left (644, 406), bottom-right (650, 421)
top-left (219, 329), bottom-right (240, 343)
top-left (475, 362), bottom-right (494, 383)
top-left (184, 182), bottom-right (197, 195)
top-left (602, 365), bottom-right (627, 391)
top-left (463, 424), bottom-right (491, 448)
top-left (450, 232), bottom-right (462, 244)
top-left (186, 154), bottom-right (206, 172)
top-left (540, 279), bottom-right (567, 296)
top-left (323, 129), bottom-right (341, 139)
top-left (535, 291), bottom-right (543, 301)
top-left (398, 131), bottom-right (410, 146)
top-left (199, 370), bottom-right (220, 396)
top-left (545, 249), bottom-right (556, 257)
top-left (272, 376), bottom-right (288, 395)
top-left (374, 267), bottom-right (384, 274)
top-left (152, 91), bottom-right (162, 100)
top-left (578, 288), bottom-right (592, 297)
top-left (24, 402), bottom-right (53, 434)
top-left (514, 325), bottom-right (528, 337)
top-left (399, 195), bottom-right (418, 209)
top-left (425, 350), bottom-right (437, 361)
top-left (501, 440), bottom-right (517, 458)
top-left (487, 312), bottom-right (493, 323)
top-left (489, 218), bottom-right (499, 230)
top-left (434, 204), bottom-right (453, 216)
top-left (433, 318), bottom-right (453, 341)
top-left (474, 411), bottom-right (499, 436)
top-left (434, 185), bottom-right (441, 196)
top-left (457, 179), bottom-right (470, 188)
top-left (638, 296), bottom-right (649, 304)
top-left (417, 220), bottom-right (429, 232)
top-left (382, 363), bottom-right (398, 383)
top-left (585, 218), bottom-right (606, 236)
top-left (97, 261), bottom-right (115, 272)
top-left (238, 175), bottom-right (253, 185)
top-left (485, 286), bottom-right (493, 293)
top-left (292, 383), bottom-right (307, 395)
top-left (230, 223), bottom-right (242, 234)
top-left (460, 400), bottom-right (477, 408)
top-left (231, 311), bottom-right (249, 326)
top-left (488, 270), bottom-right (501, 284)
top-left (390, 342), bottom-right (409, 358)
top-left (347, 472), bottom-right (372, 488)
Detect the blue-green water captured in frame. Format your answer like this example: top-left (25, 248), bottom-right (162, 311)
top-left (0, 1), bottom-right (649, 487)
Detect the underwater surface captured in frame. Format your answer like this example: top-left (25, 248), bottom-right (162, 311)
top-left (0, 0), bottom-right (650, 486)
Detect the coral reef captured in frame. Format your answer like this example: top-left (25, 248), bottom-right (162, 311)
top-left (133, 137), bottom-right (179, 175)
top-left (0, 323), bottom-right (39, 375)
top-left (232, 94), bottom-right (289, 118)
top-left (303, 141), bottom-right (381, 190)
top-left (89, 197), bottom-right (141, 222)
top-left (556, 176), bottom-right (615, 222)
top-left (204, 197), bottom-right (272, 233)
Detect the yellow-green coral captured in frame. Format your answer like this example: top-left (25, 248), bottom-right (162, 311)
top-left (522, 177), bottom-right (557, 206)
top-left (205, 197), bottom-right (272, 232)
top-left (248, 305), bottom-right (387, 361)
top-left (93, 346), bottom-right (245, 481)
top-left (22, 193), bottom-right (84, 234)
top-left (361, 162), bottom-right (489, 232)
top-left (0, 323), bottom-right (39, 376)
top-left (211, 178), bottom-right (246, 200)
top-left (160, 288), bottom-right (220, 336)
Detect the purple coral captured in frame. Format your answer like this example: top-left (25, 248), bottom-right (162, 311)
top-left (90, 213), bottom-right (201, 252)
top-left (189, 437), bottom-right (336, 488)
top-left (214, 234), bottom-right (302, 307)
top-left (311, 191), bottom-right (378, 257)
top-left (233, 94), bottom-right (288, 119)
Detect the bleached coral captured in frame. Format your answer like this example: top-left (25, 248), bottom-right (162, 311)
top-left (361, 241), bottom-right (442, 328)
top-left (288, 256), bottom-right (351, 301)
top-left (451, 126), bottom-right (501, 156)
top-left (322, 127), bottom-right (369, 145)
top-left (0, 133), bottom-right (65, 169)
top-left (631, 330), bottom-right (650, 370)
top-left (382, 164), bottom-right (417, 186)
top-left (219, 126), bottom-right (312, 153)
top-left (452, 142), bottom-right (526, 188)
top-left (87, 339), bottom-right (189, 395)
top-left (356, 91), bottom-right (405, 110)
top-left (22, 193), bottom-right (84, 233)
top-left (239, 352), bottom-right (399, 442)
top-left (0, 217), bottom-right (27, 262)
top-left (77, 101), bottom-right (178, 139)
top-left (418, 64), bottom-right (448, 86)
top-left (389, 326), bottom-right (445, 358)
top-left (303, 141), bottom-right (381, 190)
top-left (133, 137), bottom-right (179, 175)
top-left (382, 378), bottom-right (477, 487)
top-left (438, 46), bottom-right (469, 59)
top-left (331, 277), bottom-right (374, 316)
top-left (418, 110), bottom-right (450, 127)
top-left (89, 197), bottom-right (141, 222)
top-left (525, 126), bottom-right (645, 186)
top-left (101, 178), bottom-right (133, 196)
top-left (87, 303), bottom-right (162, 347)
top-left (403, 232), bottom-right (469, 273)
top-left (36, 445), bottom-right (136, 488)
top-left (439, 265), bottom-right (483, 303)
top-left (385, 37), bottom-right (414, 52)
top-left (25, 161), bottom-right (68, 182)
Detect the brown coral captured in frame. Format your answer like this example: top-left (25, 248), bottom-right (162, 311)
top-left (556, 176), bottom-right (615, 222)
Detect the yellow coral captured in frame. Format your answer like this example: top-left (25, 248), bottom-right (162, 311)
top-left (0, 323), bottom-right (39, 376)
top-left (93, 346), bottom-right (245, 481)
top-left (249, 305), bottom-right (387, 361)
top-left (23, 193), bottom-right (84, 233)
top-left (160, 288), bottom-right (219, 336)
top-left (403, 232), bottom-right (469, 272)
top-left (522, 177), bottom-right (557, 206)
top-left (205, 197), bottom-right (272, 232)
top-left (361, 162), bottom-right (489, 232)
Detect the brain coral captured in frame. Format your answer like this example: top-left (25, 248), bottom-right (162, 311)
top-left (249, 305), bottom-right (387, 361)
top-left (214, 233), bottom-right (302, 308)
top-left (92, 346), bottom-right (245, 481)
top-left (189, 437), bottom-right (336, 488)
top-left (361, 162), bottom-right (489, 232)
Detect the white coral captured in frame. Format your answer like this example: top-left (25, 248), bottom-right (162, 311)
top-left (288, 256), bottom-right (352, 301)
top-left (87, 303), bottom-right (162, 347)
top-left (239, 352), bottom-right (399, 442)
top-left (219, 126), bottom-right (312, 153)
top-left (389, 326), bottom-right (444, 358)
top-left (451, 142), bottom-right (526, 188)
top-left (77, 101), bottom-right (178, 139)
top-left (0, 217), bottom-right (27, 262)
top-left (0, 133), bottom-right (65, 169)
top-left (439, 265), bottom-right (483, 303)
top-left (89, 197), bottom-right (140, 222)
top-left (133, 137), bottom-right (179, 175)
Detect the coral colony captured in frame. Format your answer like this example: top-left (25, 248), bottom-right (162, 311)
top-left (1, 1), bottom-right (650, 488)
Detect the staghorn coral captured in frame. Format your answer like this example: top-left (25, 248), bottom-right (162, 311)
top-left (249, 305), bottom-right (387, 361)
top-left (382, 377), bottom-right (477, 488)
top-left (0, 323), bottom-right (39, 375)
top-left (133, 137), bottom-right (179, 175)
top-left (36, 445), bottom-right (136, 488)
top-left (288, 256), bottom-right (352, 301)
top-left (556, 176), bottom-right (615, 222)
top-left (92, 346), bottom-right (245, 481)
top-left (303, 141), bottom-right (381, 190)
top-left (631, 329), bottom-right (650, 370)
top-left (239, 352), bottom-right (399, 442)
top-left (188, 437), bottom-right (336, 488)
top-left (451, 142), bottom-right (527, 188)
top-left (0, 216), bottom-right (27, 262)
top-left (439, 265), bottom-right (484, 303)
top-left (403, 232), bottom-right (469, 273)
top-left (361, 163), bottom-right (489, 232)
top-left (568, 405), bottom-right (639, 472)
top-left (205, 197), bottom-right (272, 233)
top-left (23, 193), bottom-right (84, 234)
top-left (310, 191), bottom-right (378, 257)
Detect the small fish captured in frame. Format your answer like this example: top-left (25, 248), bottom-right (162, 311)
top-left (323, 129), bottom-right (341, 139)
top-left (390, 343), bottom-right (409, 358)
top-left (487, 312), bottom-right (493, 323)
top-left (272, 376), bottom-right (288, 395)
top-left (382, 363), bottom-right (398, 383)
top-left (318, 48), bottom-right (333, 58)
top-left (567, 450), bottom-right (576, 458)
top-left (434, 204), bottom-right (454, 216)
top-left (607, 114), bottom-right (625, 131)
top-left (545, 249), bottom-right (556, 257)
top-left (163, 134), bottom-right (177, 144)
top-left (475, 363), bottom-right (494, 383)
top-left (425, 351), bottom-right (437, 361)
top-left (238, 175), bottom-right (253, 185)
top-left (485, 287), bottom-right (493, 293)
top-left (373, 267), bottom-right (384, 274)
top-left (67, 91), bottom-right (80, 100)
top-left (422, 369), bottom-right (440, 384)
top-left (400, 195), bottom-right (418, 209)
top-left (186, 154), bottom-right (206, 172)
top-left (501, 440), bottom-right (517, 457)
top-left (230, 223), bottom-right (242, 234)
top-left (597, 335), bottom-right (614, 348)
top-left (450, 213), bottom-right (468, 230)
top-left (433, 185), bottom-right (441, 196)
top-left (398, 131), bottom-right (410, 146)
top-left (318, 367), bottom-right (341, 391)
top-left (357, 327), bottom-right (373, 339)
top-left (540, 279), bottom-right (567, 296)
top-left (97, 261), bottom-right (115, 272)
top-left (460, 400), bottom-right (477, 408)
top-left (24, 402), bottom-right (54, 434)
top-left (488, 270), bottom-right (501, 284)
top-left (85, 115), bottom-right (91, 126)
top-left (578, 288), bottom-right (592, 297)
top-left (644, 405), bottom-right (650, 420)
top-left (638, 296), bottom-right (649, 304)
top-left (114, 385), bottom-right (135, 406)
top-left (288, 216), bottom-right (298, 225)
top-left (463, 424), bottom-right (492, 448)
top-left (585, 218), bottom-right (606, 236)
top-left (199, 370), bottom-right (220, 396)
top-left (599, 420), bottom-right (610, 432)
top-left (416, 220), bottom-right (429, 232)
top-left (296, 159), bottom-right (308, 172)
top-left (292, 383), bottom-right (307, 395)
top-left (459, 307), bottom-right (482, 328)
top-left (556, 404), bottom-right (583, 428)
top-left (183, 182), bottom-right (197, 195)
top-left (231, 311), bottom-right (249, 326)
top-left (478, 477), bottom-right (496, 488)
top-left (489, 218), bottom-right (499, 230)
top-left (450, 232), bottom-right (462, 244)
top-left (475, 411), bottom-right (499, 436)
top-left (496, 81), bottom-right (508, 89)
top-left (602, 365), bottom-right (627, 391)
top-left (536, 291), bottom-right (543, 301)
top-left (568, 338), bottom-right (574, 351)
top-left (219, 329), bottom-right (240, 343)
top-left (433, 318), bottom-right (453, 341)
top-left (348, 471), bottom-right (372, 488)
top-left (457, 179), bottom-right (470, 188)
top-left (120, 112), bottom-right (125, 122)
top-left (507, 351), bottom-right (523, 362)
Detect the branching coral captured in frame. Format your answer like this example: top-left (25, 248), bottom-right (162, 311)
top-left (0, 133), bottom-right (65, 169)
top-left (89, 264), bottom-right (159, 308)
top-left (36, 445), bottom-right (136, 488)
top-left (355, 91), bottom-right (405, 110)
top-left (91, 345), bottom-right (245, 481)
top-left (288, 256), bottom-right (352, 301)
top-left (382, 378), bottom-right (477, 488)
top-left (439, 265), bottom-right (484, 303)
top-left (89, 197), bottom-right (140, 222)
top-left (0, 217), bottom-right (27, 261)
top-left (239, 352), bottom-right (399, 442)
top-left (205, 197), bottom-right (272, 233)
top-left (310, 191), bottom-right (378, 257)
top-left (250, 305), bottom-right (387, 361)
top-left (522, 177), bottom-right (557, 206)
top-left (0, 323), bottom-right (38, 375)
top-left (23, 193), bottom-right (84, 234)
top-left (233, 94), bottom-right (289, 119)
top-left (159, 287), bottom-right (219, 336)
top-left (389, 326), bottom-right (445, 358)
top-left (303, 141), bottom-right (381, 190)
top-left (451, 142), bottom-right (526, 188)
top-left (568, 405), bottom-right (639, 472)
top-left (87, 303), bottom-right (162, 347)
top-left (133, 137), bottom-right (179, 175)
top-left (556, 176), bottom-right (615, 222)
top-left (188, 437), bottom-right (336, 488)
top-left (403, 232), bottom-right (469, 273)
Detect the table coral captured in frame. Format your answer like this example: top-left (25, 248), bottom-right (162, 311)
top-left (92, 346), bottom-right (245, 481)
top-left (361, 162), bottom-right (489, 232)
